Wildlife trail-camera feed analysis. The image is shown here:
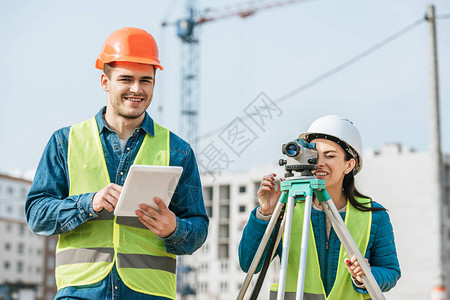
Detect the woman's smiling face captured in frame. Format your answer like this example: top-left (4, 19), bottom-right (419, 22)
top-left (311, 138), bottom-right (355, 192)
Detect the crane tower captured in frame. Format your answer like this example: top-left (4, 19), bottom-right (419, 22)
top-left (163, 0), bottom-right (305, 151)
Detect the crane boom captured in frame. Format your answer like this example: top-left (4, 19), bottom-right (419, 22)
top-left (197, 0), bottom-right (307, 24)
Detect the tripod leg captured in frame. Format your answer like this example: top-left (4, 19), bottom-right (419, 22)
top-left (237, 200), bottom-right (285, 300)
top-left (321, 200), bottom-right (386, 300)
top-left (294, 194), bottom-right (313, 300)
top-left (277, 196), bottom-right (296, 300)
top-left (250, 207), bottom-right (285, 300)
top-left (272, 211), bottom-right (286, 259)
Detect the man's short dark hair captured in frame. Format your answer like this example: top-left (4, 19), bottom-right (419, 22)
top-left (103, 62), bottom-right (156, 79)
top-left (103, 62), bottom-right (115, 79)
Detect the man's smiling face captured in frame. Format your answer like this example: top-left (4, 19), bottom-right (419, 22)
top-left (102, 61), bottom-right (155, 121)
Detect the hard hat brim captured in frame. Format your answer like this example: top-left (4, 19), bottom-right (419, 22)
top-left (95, 57), bottom-right (163, 71)
top-left (299, 132), bottom-right (362, 175)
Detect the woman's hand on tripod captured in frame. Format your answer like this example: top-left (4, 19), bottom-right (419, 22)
top-left (345, 255), bottom-right (370, 284)
top-left (257, 173), bottom-right (282, 215)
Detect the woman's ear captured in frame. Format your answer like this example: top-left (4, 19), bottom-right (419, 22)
top-left (345, 158), bottom-right (356, 174)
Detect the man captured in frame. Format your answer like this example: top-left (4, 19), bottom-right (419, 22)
top-left (26, 27), bottom-right (209, 300)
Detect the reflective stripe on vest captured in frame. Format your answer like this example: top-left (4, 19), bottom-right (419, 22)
top-left (56, 117), bottom-right (176, 299)
top-left (270, 288), bottom-right (325, 300)
top-left (270, 198), bottom-right (372, 300)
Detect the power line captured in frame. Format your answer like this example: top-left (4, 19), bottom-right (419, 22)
top-left (194, 17), bottom-right (426, 143)
top-left (277, 17), bottom-right (425, 103)
top-left (437, 14), bottom-right (450, 19)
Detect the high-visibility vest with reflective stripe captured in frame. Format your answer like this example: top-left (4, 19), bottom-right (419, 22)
top-left (56, 117), bottom-right (176, 299)
top-left (270, 198), bottom-right (372, 300)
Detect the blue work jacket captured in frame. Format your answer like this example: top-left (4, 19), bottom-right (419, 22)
top-left (26, 107), bottom-right (209, 299)
top-left (239, 202), bottom-right (401, 296)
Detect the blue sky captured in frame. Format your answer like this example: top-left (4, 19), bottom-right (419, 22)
top-left (1, 0), bottom-right (449, 178)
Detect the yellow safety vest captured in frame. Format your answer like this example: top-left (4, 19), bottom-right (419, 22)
top-left (270, 198), bottom-right (372, 300)
top-left (55, 117), bottom-right (176, 299)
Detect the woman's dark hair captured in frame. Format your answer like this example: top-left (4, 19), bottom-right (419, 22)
top-left (342, 151), bottom-right (386, 212)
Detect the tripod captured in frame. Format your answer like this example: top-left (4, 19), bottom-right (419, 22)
top-left (237, 175), bottom-right (386, 300)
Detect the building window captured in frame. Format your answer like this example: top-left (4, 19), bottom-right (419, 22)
top-left (239, 205), bottom-right (246, 213)
top-left (19, 224), bottom-right (26, 236)
top-left (218, 244), bottom-right (229, 259)
top-left (254, 181), bottom-right (261, 206)
top-left (206, 204), bottom-right (213, 218)
top-left (6, 223), bottom-right (12, 232)
top-left (199, 282), bottom-right (208, 294)
top-left (49, 237), bottom-right (58, 249)
top-left (220, 281), bottom-right (228, 293)
top-left (203, 186), bottom-right (213, 201)
top-left (447, 191), bottom-right (450, 217)
top-left (18, 243), bottom-right (24, 254)
top-left (239, 185), bottom-right (246, 193)
top-left (446, 166), bottom-right (450, 185)
top-left (46, 274), bottom-right (55, 286)
top-left (48, 256), bottom-right (55, 269)
top-left (200, 262), bottom-right (208, 272)
top-left (5, 243), bottom-right (11, 251)
top-left (220, 261), bottom-right (228, 272)
top-left (6, 205), bottom-right (13, 214)
top-left (36, 266), bottom-right (41, 275)
top-left (21, 188), bottom-right (28, 198)
top-left (7, 186), bottom-right (14, 195)
top-left (219, 224), bottom-right (229, 239)
top-left (219, 205), bottom-right (230, 220)
top-left (219, 185), bottom-right (230, 200)
top-left (17, 261), bottom-right (23, 273)
top-left (4, 261), bottom-right (10, 270)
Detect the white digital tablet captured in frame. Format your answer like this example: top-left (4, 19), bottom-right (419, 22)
top-left (114, 165), bottom-right (183, 217)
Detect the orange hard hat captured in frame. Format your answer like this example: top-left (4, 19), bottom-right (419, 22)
top-left (95, 27), bottom-right (163, 70)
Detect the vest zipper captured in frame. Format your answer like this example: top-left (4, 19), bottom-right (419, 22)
top-left (326, 241), bottom-right (329, 250)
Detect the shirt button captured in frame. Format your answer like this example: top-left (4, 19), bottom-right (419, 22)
top-left (126, 147), bottom-right (130, 151)
top-left (114, 286), bottom-right (118, 290)
top-left (120, 172), bottom-right (124, 176)
top-left (114, 146), bottom-right (118, 150)
top-left (89, 213), bottom-right (93, 217)
top-left (137, 129), bottom-right (140, 132)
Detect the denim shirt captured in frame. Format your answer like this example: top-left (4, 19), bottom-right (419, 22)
top-left (26, 107), bottom-right (209, 256)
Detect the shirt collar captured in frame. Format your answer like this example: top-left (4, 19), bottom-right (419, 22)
top-left (94, 106), bottom-right (155, 137)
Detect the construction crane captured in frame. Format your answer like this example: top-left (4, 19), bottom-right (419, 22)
top-left (162, 1), bottom-right (306, 297)
top-left (162, 0), bottom-right (306, 151)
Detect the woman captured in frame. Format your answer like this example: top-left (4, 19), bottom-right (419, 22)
top-left (238, 115), bottom-right (400, 299)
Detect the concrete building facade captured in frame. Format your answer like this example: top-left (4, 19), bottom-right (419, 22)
top-left (0, 174), bottom-right (44, 300)
top-left (357, 144), bottom-right (450, 300)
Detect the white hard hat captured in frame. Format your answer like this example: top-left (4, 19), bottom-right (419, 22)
top-left (299, 115), bottom-right (363, 174)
